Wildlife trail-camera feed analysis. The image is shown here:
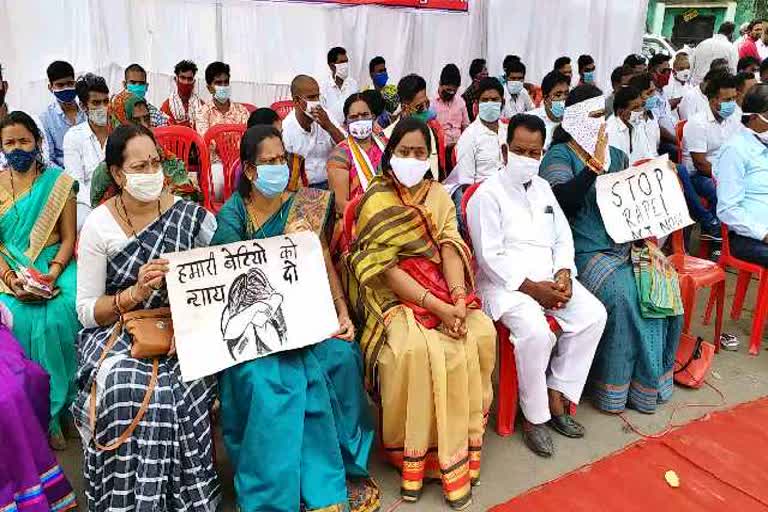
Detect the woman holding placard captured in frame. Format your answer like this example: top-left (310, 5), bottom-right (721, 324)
top-left (73, 124), bottom-right (220, 510)
top-left (211, 125), bottom-right (379, 512)
top-left (539, 84), bottom-right (684, 415)
top-left (345, 118), bottom-right (496, 510)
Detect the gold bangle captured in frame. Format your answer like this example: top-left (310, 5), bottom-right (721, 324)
top-left (50, 260), bottom-right (65, 271)
top-left (332, 294), bottom-right (346, 304)
top-left (450, 284), bottom-right (466, 295)
top-left (128, 285), bottom-right (141, 304)
top-left (419, 289), bottom-right (431, 308)
top-left (2, 269), bottom-right (16, 286)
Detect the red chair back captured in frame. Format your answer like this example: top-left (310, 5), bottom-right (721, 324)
top-left (153, 126), bottom-right (211, 208)
top-left (240, 102), bottom-right (257, 113)
top-left (271, 100), bottom-right (294, 120)
top-left (675, 120), bottom-right (687, 165)
top-left (203, 124), bottom-right (247, 200)
top-left (343, 194), bottom-right (364, 249)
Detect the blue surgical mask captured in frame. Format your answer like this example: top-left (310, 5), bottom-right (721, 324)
top-left (478, 101), bottom-right (502, 122)
top-left (550, 100), bottom-right (565, 119)
top-left (582, 71), bottom-right (595, 83)
top-left (4, 148), bottom-right (39, 172)
top-left (644, 95), bottom-right (658, 110)
top-left (253, 163), bottom-right (289, 197)
top-left (126, 83), bottom-right (148, 100)
top-left (53, 88), bottom-right (77, 104)
top-left (718, 100), bottom-right (737, 118)
top-left (373, 72), bottom-right (389, 88)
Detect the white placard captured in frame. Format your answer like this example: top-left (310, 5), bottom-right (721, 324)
top-left (164, 231), bottom-right (339, 382)
top-left (596, 155), bottom-right (694, 244)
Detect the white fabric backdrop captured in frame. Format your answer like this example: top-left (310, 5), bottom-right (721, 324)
top-left (0, 0), bottom-right (647, 116)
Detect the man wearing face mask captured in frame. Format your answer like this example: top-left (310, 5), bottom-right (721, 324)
top-left (443, 78), bottom-right (507, 234)
top-left (283, 74), bottom-right (345, 190)
top-left (715, 84), bottom-right (768, 270)
top-left (501, 56), bottom-right (534, 119)
top-left (39, 61), bottom-right (86, 169)
top-left (433, 64), bottom-right (470, 148)
top-left (121, 63), bottom-right (169, 128)
top-left (606, 86), bottom-right (659, 163)
top-left (161, 60), bottom-right (204, 129)
top-left (383, 74), bottom-right (443, 179)
top-left (367, 56), bottom-right (399, 118)
top-left (467, 114), bottom-right (606, 458)
top-left (682, 73), bottom-right (741, 241)
top-left (63, 73), bottom-right (110, 230)
top-left (577, 55), bottom-right (596, 86)
top-left (321, 47), bottom-right (359, 125)
top-left (531, 71), bottom-right (570, 150)
top-left (664, 53), bottom-right (693, 115)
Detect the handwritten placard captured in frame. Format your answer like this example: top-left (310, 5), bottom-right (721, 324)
top-left (164, 231), bottom-right (339, 382)
top-left (596, 156), bottom-right (693, 244)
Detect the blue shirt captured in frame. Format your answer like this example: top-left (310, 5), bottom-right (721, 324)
top-left (39, 101), bottom-right (86, 168)
top-left (715, 129), bottom-right (768, 241)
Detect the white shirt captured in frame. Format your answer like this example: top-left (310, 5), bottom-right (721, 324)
top-left (75, 198), bottom-right (217, 328)
top-left (664, 78), bottom-right (694, 101)
top-left (442, 118), bottom-right (506, 196)
top-left (467, 171), bottom-right (576, 320)
top-left (502, 87), bottom-right (534, 120)
top-left (63, 122), bottom-right (105, 210)
top-left (529, 106), bottom-right (559, 150)
top-left (606, 114), bottom-right (659, 164)
top-left (320, 73), bottom-right (360, 125)
top-left (690, 34), bottom-right (739, 86)
top-left (757, 39), bottom-right (768, 61)
top-left (678, 86), bottom-right (709, 121)
top-left (282, 110), bottom-right (339, 185)
top-left (682, 107), bottom-right (742, 174)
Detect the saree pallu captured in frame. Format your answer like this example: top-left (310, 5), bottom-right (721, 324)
top-left (344, 176), bottom-right (495, 507)
top-left (540, 143), bottom-right (683, 414)
top-left (212, 189), bottom-right (378, 512)
top-left (71, 201), bottom-right (220, 512)
top-left (0, 322), bottom-right (77, 512)
top-left (0, 167), bottom-right (79, 436)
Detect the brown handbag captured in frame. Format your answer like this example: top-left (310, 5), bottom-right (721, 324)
top-left (88, 308), bottom-right (173, 451)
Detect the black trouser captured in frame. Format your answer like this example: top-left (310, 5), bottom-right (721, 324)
top-left (730, 232), bottom-right (768, 266)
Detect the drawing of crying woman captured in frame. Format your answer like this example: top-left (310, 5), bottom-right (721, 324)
top-left (211, 125), bottom-right (380, 512)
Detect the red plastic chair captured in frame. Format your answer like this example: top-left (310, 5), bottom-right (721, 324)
top-left (240, 102), bottom-right (257, 113)
top-left (203, 124), bottom-right (247, 205)
top-left (342, 194), bottom-right (363, 253)
top-left (704, 225), bottom-right (768, 355)
top-left (153, 126), bottom-right (212, 209)
top-left (460, 183), bottom-right (568, 436)
top-left (270, 100), bottom-right (294, 120)
top-left (667, 229), bottom-right (725, 353)
top-left (675, 120), bottom-right (686, 165)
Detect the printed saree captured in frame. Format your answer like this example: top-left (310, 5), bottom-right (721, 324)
top-left (212, 188), bottom-right (378, 512)
top-left (344, 175), bottom-right (495, 508)
top-left (0, 167), bottom-right (79, 436)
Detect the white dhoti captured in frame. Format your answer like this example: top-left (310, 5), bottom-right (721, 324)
top-left (499, 280), bottom-right (607, 425)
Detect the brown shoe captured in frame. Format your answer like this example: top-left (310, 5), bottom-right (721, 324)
top-left (49, 432), bottom-right (67, 451)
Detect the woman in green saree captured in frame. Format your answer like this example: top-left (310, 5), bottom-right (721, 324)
top-left (0, 111), bottom-right (79, 449)
top-left (211, 125), bottom-right (379, 512)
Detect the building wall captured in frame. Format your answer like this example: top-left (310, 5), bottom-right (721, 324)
top-left (647, 0), bottom-right (754, 37)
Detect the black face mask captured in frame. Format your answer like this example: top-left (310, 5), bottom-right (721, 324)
top-left (440, 90), bottom-right (456, 102)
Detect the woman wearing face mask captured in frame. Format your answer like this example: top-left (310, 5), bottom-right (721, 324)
top-left (63, 73), bottom-right (111, 231)
top-left (540, 85), bottom-right (683, 416)
top-left (0, 112), bottom-right (79, 450)
top-left (327, 93), bottom-right (386, 256)
top-left (87, 92), bottom-right (200, 208)
top-left (345, 118), bottom-right (496, 510)
top-left (211, 125), bottom-right (379, 512)
top-left (73, 124), bottom-right (220, 510)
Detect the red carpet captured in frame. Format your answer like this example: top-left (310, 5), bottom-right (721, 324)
top-left (490, 398), bottom-right (768, 512)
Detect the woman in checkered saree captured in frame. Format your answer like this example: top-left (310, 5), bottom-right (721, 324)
top-left (72, 124), bottom-right (220, 511)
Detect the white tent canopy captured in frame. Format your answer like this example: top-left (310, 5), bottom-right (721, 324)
top-left (0, 0), bottom-right (648, 115)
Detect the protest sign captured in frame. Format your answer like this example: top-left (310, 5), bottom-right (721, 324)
top-left (595, 155), bottom-right (693, 244)
top-left (164, 231), bottom-right (339, 382)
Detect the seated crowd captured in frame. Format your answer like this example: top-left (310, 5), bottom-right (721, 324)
top-left (0, 26), bottom-right (767, 512)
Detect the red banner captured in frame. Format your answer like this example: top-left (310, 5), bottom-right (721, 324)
top-left (268, 0), bottom-right (468, 11)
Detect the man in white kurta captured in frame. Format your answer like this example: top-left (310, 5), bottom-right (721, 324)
top-left (466, 115), bottom-right (606, 457)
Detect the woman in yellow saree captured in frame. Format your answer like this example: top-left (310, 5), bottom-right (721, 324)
top-left (0, 111), bottom-right (79, 449)
top-left (345, 118), bottom-right (496, 510)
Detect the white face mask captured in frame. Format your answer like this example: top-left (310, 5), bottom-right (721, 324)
top-left (676, 69), bottom-right (691, 83)
top-left (124, 169), bottom-right (164, 202)
top-left (506, 152), bottom-right (540, 185)
top-left (390, 156), bottom-right (430, 188)
top-left (88, 106), bottom-right (108, 127)
top-left (629, 110), bottom-right (645, 126)
top-left (335, 62), bottom-right (350, 81)
top-left (304, 100), bottom-right (321, 118)
top-left (348, 119), bottom-right (373, 140)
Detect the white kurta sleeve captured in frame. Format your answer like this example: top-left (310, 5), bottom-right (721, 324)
top-left (467, 189), bottom-right (529, 291)
top-left (76, 209), bottom-right (109, 328)
top-left (547, 185), bottom-right (578, 277)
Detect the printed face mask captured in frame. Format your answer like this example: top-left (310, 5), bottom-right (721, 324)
top-left (561, 95), bottom-right (606, 157)
top-left (348, 119), bottom-right (373, 140)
